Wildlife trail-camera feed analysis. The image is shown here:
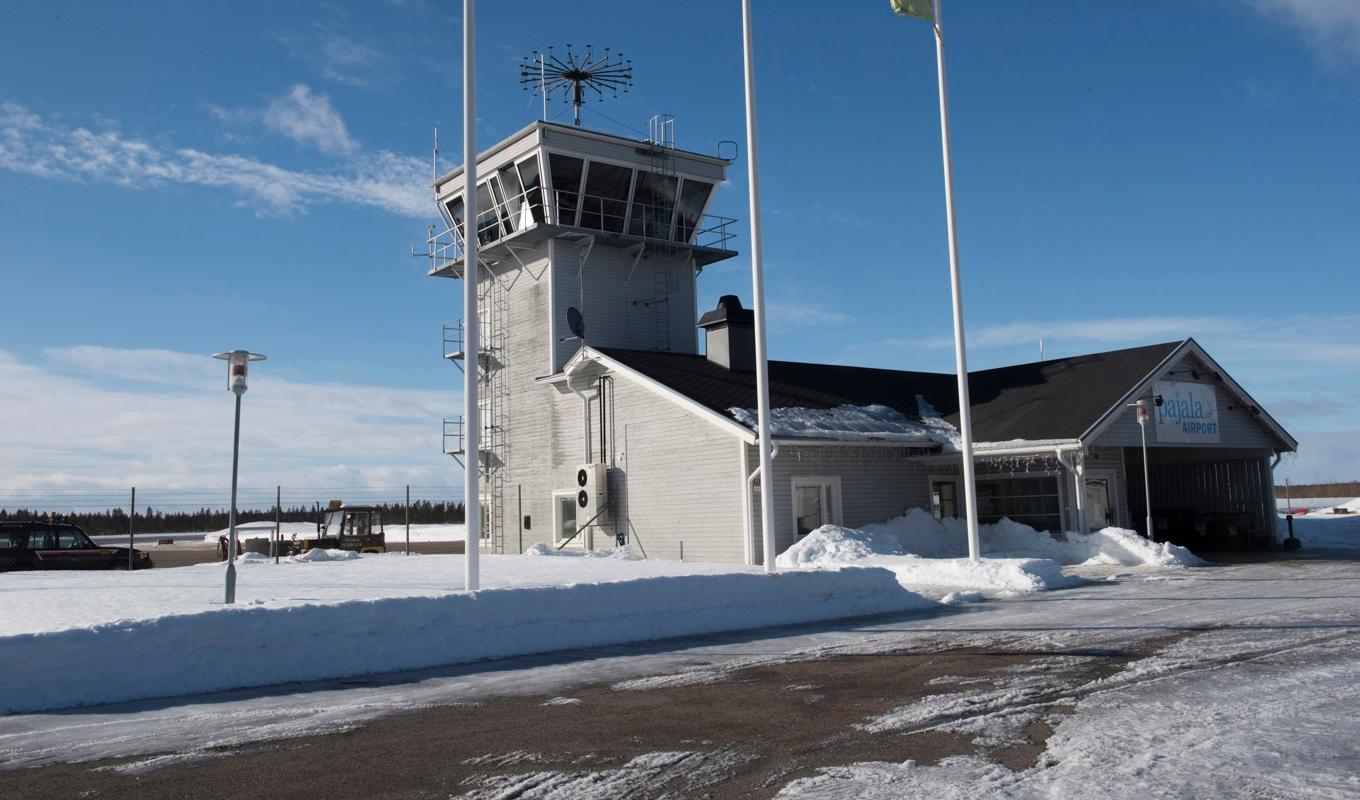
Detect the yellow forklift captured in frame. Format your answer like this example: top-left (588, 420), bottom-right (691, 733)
top-left (308, 501), bottom-right (388, 553)
top-left (221, 501), bottom-right (388, 559)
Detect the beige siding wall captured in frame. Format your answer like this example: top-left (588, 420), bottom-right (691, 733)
top-left (552, 244), bottom-right (698, 370)
top-left (487, 241), bottom-right (555, 554)
top-left (533, 361), bottom-right (746, 561)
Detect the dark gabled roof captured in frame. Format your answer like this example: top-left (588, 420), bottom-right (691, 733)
top-left (598, 347), bottom-right (953, 424)
top-left (949, 341), bottom-right (1181, 441)
top-left (597, 340), bottom-right (1183, 443)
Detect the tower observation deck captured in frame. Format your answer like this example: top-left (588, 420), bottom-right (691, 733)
top-left (425, 120), bottom-right (738, 279)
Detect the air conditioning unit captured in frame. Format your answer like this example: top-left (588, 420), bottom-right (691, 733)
top-left (575, 463), bottom-right (609, 525)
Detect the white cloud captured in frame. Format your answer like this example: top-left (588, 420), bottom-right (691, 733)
top-left (0, 101), bottom-right (428, 217)
top-left (278, 26), bottom-right (391, 88)
top-left (768, 302), bottom-right (849, 328)
top-left (263, 85), bottom-right (356, 155)
top-left (0, 347), bottom-right (460, 494)
top-left (1246, 0), bottom-right (1360, 65)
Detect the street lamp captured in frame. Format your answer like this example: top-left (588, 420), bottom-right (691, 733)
top-left (212, 349), bottom-right (267, 604)
top-left (1129, 396), bottom-right (1161, 539)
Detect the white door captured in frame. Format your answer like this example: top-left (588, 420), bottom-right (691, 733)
top-left (1085, 478), bottom-right (1112, 531)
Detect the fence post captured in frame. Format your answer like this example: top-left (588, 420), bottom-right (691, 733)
top-left (405, 484), bottom-right (411, 555)
top-left (128, 486), bottom-right (135, 571)
top-left (275, 485), bottom-right (281, 564)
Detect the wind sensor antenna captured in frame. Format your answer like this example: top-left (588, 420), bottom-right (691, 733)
top-left (521, 44), bottom-right (633, 127)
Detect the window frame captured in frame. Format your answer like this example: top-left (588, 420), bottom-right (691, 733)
top-left (551, 489), bottom-right (587, 549)
top-left (789, 475), bottom-right (843, 538)
top-left (544, 151), bottom-right (587, 227)
top-left (577, 157), bottom-right (637, 234)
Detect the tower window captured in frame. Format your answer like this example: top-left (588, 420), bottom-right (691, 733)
top-left (675, 179), bottom-right (714, 243)
top-left (629, 170), bottom-right (678, 240)
top-left (580, 161), bottom-right (633, 234)
top-left (549, 154), bottom-right (585, 226)
top-left (516, 156), bottom-right (545, 224)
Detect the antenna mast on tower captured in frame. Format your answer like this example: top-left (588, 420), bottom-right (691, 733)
top-left (520, 44), bottom-right (633, 127)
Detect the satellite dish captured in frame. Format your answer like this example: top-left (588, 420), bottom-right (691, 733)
top-left (567, 307), bottom-right (587, 341)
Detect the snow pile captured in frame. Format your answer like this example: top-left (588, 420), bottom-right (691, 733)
top-left (727, 399), bottom-right (958, 448)
top-left (290, 547), bottom-right (362, 562)
top-left (869, 556), bottom-right (1076, 594)
top-left (781, 508), bottom-right (1202, 569)
top-left (0, 554), bottom-right (934, 713)
top-left (523, 542), bottom-right (641, 560)
top-left (777, 509), bottom-right (1201, 595)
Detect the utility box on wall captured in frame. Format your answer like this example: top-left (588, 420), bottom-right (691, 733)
top-left (575, 463), bottom-right (609, 525)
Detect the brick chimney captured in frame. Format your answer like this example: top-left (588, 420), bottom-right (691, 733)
top-left (697, 295), bottom-right (755, 372)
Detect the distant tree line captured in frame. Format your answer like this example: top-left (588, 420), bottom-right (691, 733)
top-left (0, 500), bottom-right (466, 536)
top-left (1275, 482), bottom-right (1360, 499)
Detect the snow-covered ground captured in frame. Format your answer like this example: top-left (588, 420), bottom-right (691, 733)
top-left (1276, 495), bottom-right (1359, 513)
top-left (0, 550), bottom-right (931, 714)
top-left (1282, 498), bottom-right (1360, 550)
top-left (3, 557), bottom-right (1357, 800)
top-left (4, 509), bottom-right (1225, 714)
top-left (776, 560), bottom-right (1360, 799)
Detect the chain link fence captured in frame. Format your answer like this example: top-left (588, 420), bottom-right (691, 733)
top-left (0, 486), bottom-right (466, 572)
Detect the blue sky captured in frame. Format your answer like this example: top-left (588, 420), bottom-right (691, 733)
top-left (1, 0), bottom-right (1357, 499)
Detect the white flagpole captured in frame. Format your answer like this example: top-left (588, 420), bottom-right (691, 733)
top-left (930, 0), bottom-right (981, 562)
top-left (740, 0), bottom-right (777, 573)
top-left (462, 0), bottom-right (481, 589)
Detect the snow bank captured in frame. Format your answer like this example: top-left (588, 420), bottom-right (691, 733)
top-left (523, 542), bottom-right (641, 560)
top-left (781, 508), bottom-right (1202, 569)
top-left (0, 556), bottom-right (933, 714)
top-left (728, 398), bottom-right (959, 448)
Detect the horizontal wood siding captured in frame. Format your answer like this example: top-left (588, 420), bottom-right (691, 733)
top-left (492, 241), bottom-right (555, 554)
top-left (553, 244), bottom-right (697, 370)
top-left (548, 363), bottom-right (746, 561)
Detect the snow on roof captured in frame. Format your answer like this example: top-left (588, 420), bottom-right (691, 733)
top-left (728, 398), bottom-right (961, 448)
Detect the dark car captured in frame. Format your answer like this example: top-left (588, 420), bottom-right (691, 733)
top-left (0, 521), bottom-right (153, 572)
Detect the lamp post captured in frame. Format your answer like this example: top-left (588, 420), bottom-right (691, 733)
top-left (212, 349), bottom-right (267, 604)
top-left (1133, 399), bottom-right (1154, 538)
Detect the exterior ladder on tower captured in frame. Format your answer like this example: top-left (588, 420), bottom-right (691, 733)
top-left (478, 266), bottom-right (511, 554)
top-left (647, 114), bottom-right (677, 352)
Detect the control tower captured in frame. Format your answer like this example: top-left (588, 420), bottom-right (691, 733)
top-left (425, 115), bottom-right (739, 552)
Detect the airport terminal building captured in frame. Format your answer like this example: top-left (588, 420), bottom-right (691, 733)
top-left (426, 119), bottom-right (1296, 563)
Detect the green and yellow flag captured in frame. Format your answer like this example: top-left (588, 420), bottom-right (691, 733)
top-left (890, 0), bottom-right (934, 21)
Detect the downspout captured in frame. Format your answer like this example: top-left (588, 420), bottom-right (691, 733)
top-left (1269, 451), bottom-right (1283, 545)
top-left (566, 371), bottom-right (593, 462)
top-left (744, 441), bottom-right (778, 565)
